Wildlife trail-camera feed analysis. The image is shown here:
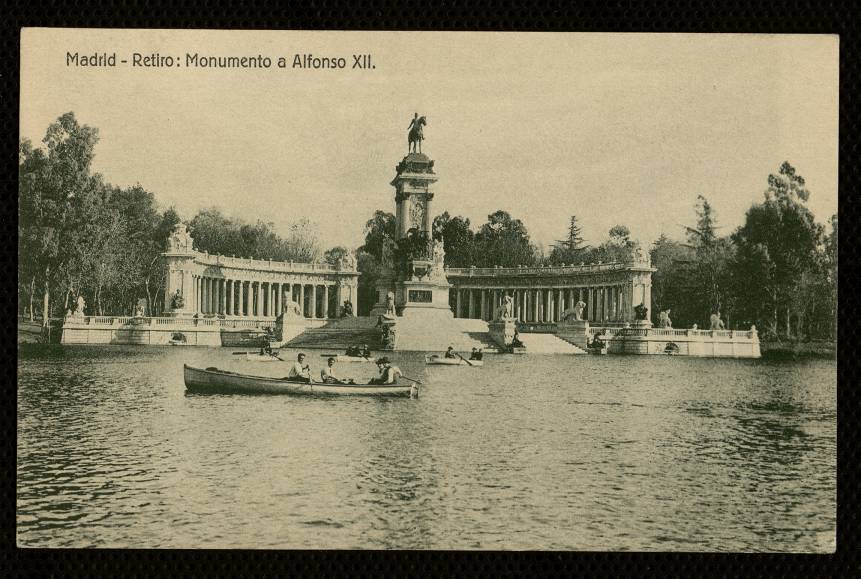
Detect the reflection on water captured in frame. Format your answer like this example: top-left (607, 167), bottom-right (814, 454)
top-left (17, 346), bottom-right (836, 551)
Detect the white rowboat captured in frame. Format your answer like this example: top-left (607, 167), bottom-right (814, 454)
top-left (425, 355), bottom-right (484, 367)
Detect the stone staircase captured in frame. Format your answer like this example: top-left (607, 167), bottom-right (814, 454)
top-left (285, 326), bottom-right (383, 350)
top-left (518, 332), bottom-right (588, 354)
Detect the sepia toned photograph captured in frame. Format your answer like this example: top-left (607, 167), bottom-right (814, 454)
top-left (18, 29), bottom-right (837, 551)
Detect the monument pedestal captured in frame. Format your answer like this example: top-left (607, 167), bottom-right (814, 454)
top-left (556, 319), bottom-right (590, 350)
top-left (396, 279), bottom-right (453, 321)
top-left (488, 318), bottom-right (517, 349)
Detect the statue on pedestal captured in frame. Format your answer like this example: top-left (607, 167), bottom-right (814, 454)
top-left (170, 290), bottom-right (184, 310)
top-left (167, 223), bottom-right (195, 253)
top-left (494, 294), bottom-right (515, 321)
top-left (337, 252), bottom-right (357, 271)
top-left (134, 303), bottom-right (146, 318)
top-left (384, 291), bottom-right (396, 318)
top-left (658, 309), bottom-right (672, 328)
top-left (560, 300), bottom-right (586, 322)
top-left (341, 300), bottom-right (354, 317)
top-left (634, 302), bottom-right (649, 321)
top-left (407, 113), bottom-right (427, 154)
top-left (709, 312), bottom-right (725, 330)
top-left (74, 295), bottom-right (86, 317)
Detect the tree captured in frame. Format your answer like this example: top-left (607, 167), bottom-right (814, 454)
top-left (432, 211), bottom-right (475, 267)
top-left (548, 215), bottom-right (588, 264)
top-left (323, 246), bottom-right (350, 266)
top-left (19, 112), bottom-right (100, 326)
top-left (473, 210), bottom-right (538, 267)
top-left (583, 225), bottom-right (639, 264)
top-left (685, 195), bottom-right (734, 321)
top-left (649, 234), bottom-right (697, 327)
top-left (360, 210), bottom-right (396, 259)
top-left (731, 162), bottom-right (823, 339)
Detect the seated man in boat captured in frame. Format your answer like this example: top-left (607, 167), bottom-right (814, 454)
top-left (369, 357), bottom-right (401, 384)
top-left (474, 348), bottom-right (484, 361)
top-left (287, 353), bottom-right (312, 383)
top-left (345, 344), bottom-right (360, 357)
top-left (360, 344), bottom-right (372, 358)
top-left (321, 357), bottom-right (355, 384)
top-left (444, 346), bottom-right (457, 359)
top-left (468, 348), bottom-right (481, 360)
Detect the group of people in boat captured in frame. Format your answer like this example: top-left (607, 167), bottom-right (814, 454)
top-left (285, 352), bottom-right (401, 385)
top-left (344, 344), bottom-right (373, 358)
top-left (440, 346), bottom-right (484, 361)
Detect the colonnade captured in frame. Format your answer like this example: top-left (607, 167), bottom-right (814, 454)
top-left (452, 285), bottom-right (634, 324)
top-left (190, 276), bottom-right (354, 319)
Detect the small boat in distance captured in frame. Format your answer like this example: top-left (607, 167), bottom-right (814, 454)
top-left (425, 354), bottom-right (484, 367)
top-left (245, 352), bottom-right (281, 362)
top-left (319, 354), bottom-right (377, 363)
top-left (184, 365), bottom-right (418, 397)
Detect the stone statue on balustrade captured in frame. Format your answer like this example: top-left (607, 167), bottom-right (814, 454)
top-left (282, 300), bottom-right (303, 318)
top-left (170, 290), bottom-right (184, 310)
top-left (658, 309), bottom-right (672, 328)
top-left (560, 300), bottom-right (586, 322)
top-left (73, 295), bottom-right (86, 318)
top-left (384, 291), bottom-right (396, 319)
top-left (709, 311), bottom-right (725, 330)
top-left (337, 252), bottom-right (357, 271)
top-left (493, 294), bottom-right (514, 321)
top-left (167, 223), bottom-right (195, 253)
top-left (634, 302), bottom-right (649, 321)
top-left (134, 302), bottom-right (146, 318)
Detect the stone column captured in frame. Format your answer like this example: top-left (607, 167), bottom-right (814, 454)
top-left (256, 282), bottom-right (264, 317)
top-left (455, 289), bottom-right (462, 318)
top-left (557, 288), bottom-right (564, 322)
top-left (533, 289), bottom-right (540, 322)
top-left (298, 284), bottom-right (305, 317)
top-left (237, 281), bottom-right (243, 316)
top-left (224, 280), bottom-right (231, 315)
top-left (310, 284), bottom-right (317, 318)
top-left (480, 290), bottom-right (487, 321)
top-left (322, 285), bottom-right (329, 319)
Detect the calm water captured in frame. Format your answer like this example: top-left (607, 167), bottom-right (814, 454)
top-left (17, 346), bottom-right (836, 551)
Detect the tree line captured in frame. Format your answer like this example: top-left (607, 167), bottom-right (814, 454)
top-left (19, 113), bottom-right (327, 326)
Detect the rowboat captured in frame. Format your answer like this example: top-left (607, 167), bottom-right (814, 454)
top-left (245, 353), bottom-right (281, 362)
top-left (184, 365), bottom-right (418, 397)
top-left (319, 354), bottom-right (377, 363)
top-left (425, 355), bottom-right (484, 367)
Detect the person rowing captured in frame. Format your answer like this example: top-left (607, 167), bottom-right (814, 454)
top-left (369, 357), bottom-right (401, 384)
top-left (287, 352), bottom-right (312, 383)
top-left (443, 346), bottom-right (457, 359)
top-left (321, 357), bottom-right (355, 385)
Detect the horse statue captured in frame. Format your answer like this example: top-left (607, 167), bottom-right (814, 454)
top-left (407, 113), bottom-right (427, 154)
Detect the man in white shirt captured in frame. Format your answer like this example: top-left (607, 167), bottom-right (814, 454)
top-left (287, 353), bottom-right (312, 383)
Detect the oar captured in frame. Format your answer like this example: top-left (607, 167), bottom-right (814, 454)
top-left (456, 352), bottom-right (474, 367)
top-left (232, 351), bottom-right (256, 355)
top-left (400, 375), bottom-right (423, 385)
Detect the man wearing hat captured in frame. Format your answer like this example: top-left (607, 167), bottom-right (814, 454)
top-left (369, 357), bottom-right (402, 385)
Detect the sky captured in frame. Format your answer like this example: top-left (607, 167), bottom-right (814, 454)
top-left (20, 30), bottom-right (839, 252)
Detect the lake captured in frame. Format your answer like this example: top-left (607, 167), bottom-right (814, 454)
top-left (17, 346), bottom-right (836, 551)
